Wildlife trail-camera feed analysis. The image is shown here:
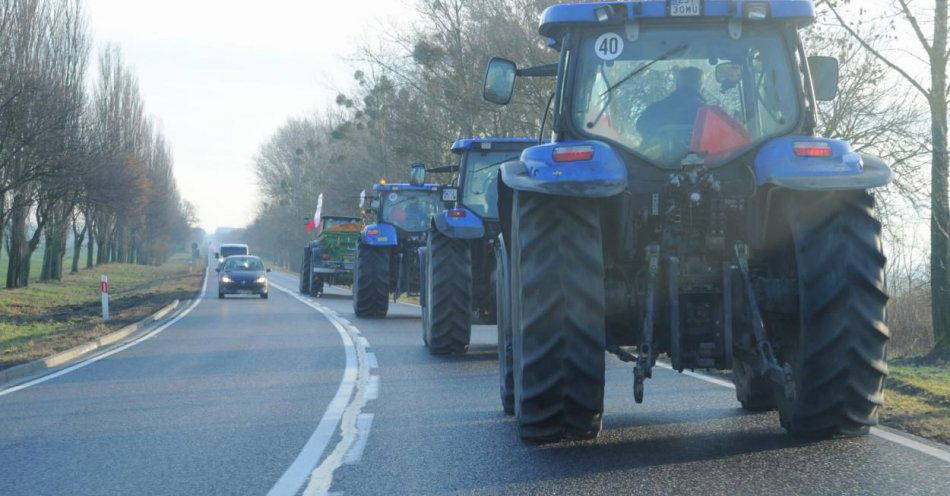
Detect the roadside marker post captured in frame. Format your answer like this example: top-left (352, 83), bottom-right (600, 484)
top-left (100, 275), bottom-right (110, 322)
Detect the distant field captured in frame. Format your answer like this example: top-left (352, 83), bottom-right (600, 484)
top-left (0, 245), bottom-right (83, 284)
top-left (0, 253), bottom-right (205, 370)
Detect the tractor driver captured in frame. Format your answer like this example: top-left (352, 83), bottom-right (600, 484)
top-left (636, 67), bottom-right (706, 147)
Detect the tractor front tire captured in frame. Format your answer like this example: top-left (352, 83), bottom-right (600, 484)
top-left (353, 244), bottom-right (390, 318)
top-left (511, 191), bottom-right (606, 442)
top-left (775, 191), bottom-right (889, 437)
top-left (424, 229), bottom-right (472, 355)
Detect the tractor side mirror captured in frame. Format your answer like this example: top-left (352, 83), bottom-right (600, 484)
top-left (359, 189), bottom-right (366, 208)
top-left (266, 268), bottom-right (272, 273)
top-left (214, 252), bottom-right (219, 259)
top-left (215, 268), bottom-right (220, 273)
top-left (484, 57), bottom-right (517, 105)
top-left (715, 63), bottom-right (741, 85)
top-left (808, 56), bottom-right (839, 101)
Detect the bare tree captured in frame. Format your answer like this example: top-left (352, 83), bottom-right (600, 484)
top-left (824, 0), bottom-right (950, 357)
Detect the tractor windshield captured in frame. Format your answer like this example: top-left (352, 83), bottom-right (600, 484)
top-left (572, 25), bottom-right (800, 169)
top-left (381, 190), bottom-right (443, 232)
top-left (462, 150), bottom-right (522, 218)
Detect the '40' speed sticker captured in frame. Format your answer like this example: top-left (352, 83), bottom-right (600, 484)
top-left (594, 32), bottom-right (624, 61)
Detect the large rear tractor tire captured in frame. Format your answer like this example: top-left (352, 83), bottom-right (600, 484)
top-left (495, 235), bottom-right (515, 416)
top-left (423, 229), bottom-right (472, 355)
top-left (510, 191), bottom-right (606, 442)
top-left (772, 191), bottom-right (889, 437)
top-left (353, 244), bottom-right (390, 318)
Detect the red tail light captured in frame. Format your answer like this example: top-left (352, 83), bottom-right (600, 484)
top-left (321, 253), bottom-right (332, 260)
top-left (793, 141), bottom-right (833, 158)
top-left (367, 229), bottom-right (380, 236)
top-left (448, 209), bottom-right (467, 218)
top-left (553, 145), bottom-right (594, 162)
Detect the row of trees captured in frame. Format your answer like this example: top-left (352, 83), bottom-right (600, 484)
top-left (244, 0), bottom-right (944, 357)
top-left (0, 0), bottom-right (194, 289)
top-left (241, 0), bottom-right (558, 270)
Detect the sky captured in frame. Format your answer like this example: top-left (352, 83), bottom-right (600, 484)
top-left (84, 0), bottom-right (417, 232)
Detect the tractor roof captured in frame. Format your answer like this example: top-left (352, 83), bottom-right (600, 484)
top-left (451, 138), bottom-right (540, 154)
top-left (372, 184), bottom-right (442, 192)
top-left (539, 1), bottom-right (815, 38)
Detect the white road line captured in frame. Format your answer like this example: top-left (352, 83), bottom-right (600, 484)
top-left (366, 376), bottom-right (380, 401)
top-left (267, 282), bottom-right (377, 496)
top-left (656, 361), bottom-right (950, 464)
top-left (0, 268), bottom-right (209, 398)
top-left (366, 352), bottom-right (379, 369)
top-left (343, 413), bottom-right (375, 465)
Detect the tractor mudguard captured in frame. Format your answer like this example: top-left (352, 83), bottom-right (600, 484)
top-left (500, 141), bottom-right (627, 198)
top-left (434, 208), bottom-right (485, 239)
top-left (755, 137), bottom-right (893, 191)
top-left (360, 224), bottom-right (398, 247)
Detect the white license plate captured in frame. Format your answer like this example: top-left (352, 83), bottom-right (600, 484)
top-left (670, 0), bottom-right (701, 16)
top-left (237, 290), bottom-right (254, 295)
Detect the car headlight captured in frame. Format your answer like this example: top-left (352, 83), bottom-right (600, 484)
top-left (221, 276), bottom-right (232, 283)
top-left (256, 276), bottom-right (267, 284)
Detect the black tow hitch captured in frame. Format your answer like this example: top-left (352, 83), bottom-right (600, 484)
top-left (633, 244), bottom-right (661, 404)
top-left (734, 242), bottom-right (796, 401)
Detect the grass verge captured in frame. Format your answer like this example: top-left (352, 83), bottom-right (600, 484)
top-left (0, 253), bottom-right (205, 370)
top-left (881, 358), bottom-right (950, 445)
top-left (694, 358), bottom-right (950, 445)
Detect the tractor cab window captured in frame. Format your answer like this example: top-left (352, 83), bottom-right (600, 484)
top-left (462, 150), bottom-right (523, 218)
top-left (381, 190), bottom-right (443, 232)
top-left (572, 25), bottom-right (800, 168)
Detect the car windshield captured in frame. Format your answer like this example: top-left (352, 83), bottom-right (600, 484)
top-left (572, 25), bottom-right (800, 169)
top-left (381, 190), bottom-right (443, 232)
top-left (220, 246), bottom-right (248, 258)
top-left (462, 150), bottom-right (525, 218)
top-left (223, 257), bottom-right (264, 271)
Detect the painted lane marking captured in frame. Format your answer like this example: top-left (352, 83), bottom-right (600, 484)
top-left (0, 269), bottom-right (209, 398)
top-left (266, 282), bottom-right (363, 495)
top-left (655, 362), bottom-right (950, 464)
top-left (366, 352), bottom-right (379, 370)
top-left (366, 376), bottom-right (379, 401)
top-left (343, 413), bottom-right (375, 465)
top-left (266, 282), bottom-right (378, 496)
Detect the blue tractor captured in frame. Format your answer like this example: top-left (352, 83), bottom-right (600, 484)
top-left (352, 165), bottom-right (447, 318)
top-left (484, 0), bottom-right (892, 441)
top-left (418, 139), bottom-right (539, 355)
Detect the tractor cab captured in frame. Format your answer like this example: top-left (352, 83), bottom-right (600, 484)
top-left (450, 139), bottom-right (540, 220)
top-left (372, 183), bottom-right (445, 235)
top-left (482, 0), bottom-right (869, 195)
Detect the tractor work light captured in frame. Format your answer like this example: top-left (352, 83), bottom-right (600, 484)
top-left (793, 141), bottom-right (833, 158)
top-left (448, 209), bottom-right (467, 218)
top-left (594, 4), bottom-right (624, 23)
top-left (744, 2), bottom-right (770, 20)
top-left (553, 145), bottom-right (595, 162)
top-left (379, 178), bottom-right (387, 185)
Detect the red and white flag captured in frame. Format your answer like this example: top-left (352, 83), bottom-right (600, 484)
top-left (306, 194), bottom-right (325, 234)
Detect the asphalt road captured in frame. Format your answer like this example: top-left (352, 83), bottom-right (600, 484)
top-left (1, 269), bottom-right (949, 495)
